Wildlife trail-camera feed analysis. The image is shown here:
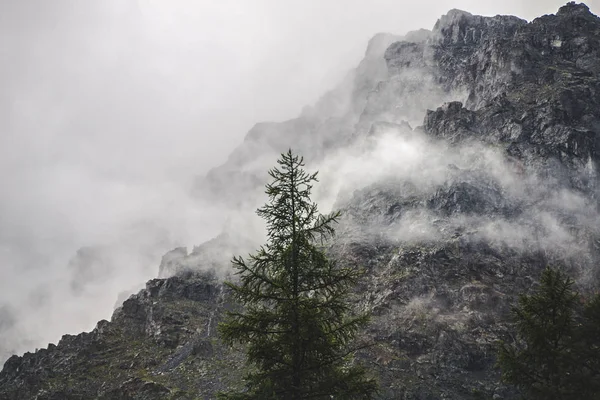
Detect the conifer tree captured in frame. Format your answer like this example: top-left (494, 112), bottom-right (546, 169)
top-left (218, 150), bottom-right (377, 400)
top-left (574, 290), bottom-right (600, 397)
top-left (498, 267), bottom-right (600, 399)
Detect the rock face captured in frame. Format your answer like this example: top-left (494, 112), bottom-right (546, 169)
top-left (2, 2), bottom-right (600, 399)
top-left (0, 272), bottom-right (241, 400)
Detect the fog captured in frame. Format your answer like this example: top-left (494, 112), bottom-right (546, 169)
top-left (0, 0), bottom-right (595, 362)
top-left (317, 127), bottom-right (599, 257)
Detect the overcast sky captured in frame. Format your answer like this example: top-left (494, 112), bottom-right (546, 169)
top-left (0, 0), bottom-right (598, 358)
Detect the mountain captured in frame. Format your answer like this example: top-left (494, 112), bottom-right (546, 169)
top-left (2, 2), bottom-right (600, 399)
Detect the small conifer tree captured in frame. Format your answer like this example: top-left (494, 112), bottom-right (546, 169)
top-left (218, 150), bottom-right (377, 400)
top-left (498, 267), bottom-right (600, 399)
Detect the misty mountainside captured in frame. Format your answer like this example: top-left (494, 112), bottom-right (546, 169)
top-left (2, 2), bottom-right (600, 399)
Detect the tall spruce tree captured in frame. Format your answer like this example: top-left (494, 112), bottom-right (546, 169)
top-left (498, 267), bottom-right (600, 399)
top-left (218, 150), bottom-right (377, 400)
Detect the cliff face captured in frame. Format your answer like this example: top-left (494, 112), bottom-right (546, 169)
top-left (2, 3), bottom-right (600, 399)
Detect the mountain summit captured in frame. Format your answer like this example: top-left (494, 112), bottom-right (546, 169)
top-left (2, 3), bottom-right (600, 399)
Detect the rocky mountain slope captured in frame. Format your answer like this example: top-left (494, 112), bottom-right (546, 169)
top-left (2, 2), bottom-right (600, 399)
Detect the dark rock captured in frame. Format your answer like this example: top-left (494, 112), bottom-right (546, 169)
top-left (98, 378), bottom-right (171, 400)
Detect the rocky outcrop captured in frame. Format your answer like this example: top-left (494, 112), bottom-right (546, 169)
top-left (157, 233), bottom-right (256, 279)
top-left (0, 271), bottom-right (240, 400)
top-left (158, 247), bottom-right (188, 278)
top-left (2, 3), bottom-right (600, 399)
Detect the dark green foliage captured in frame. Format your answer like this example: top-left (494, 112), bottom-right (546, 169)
top-left (498, 268), bottom-right (600, 399)
top-left (577, 293), bottom-right (600, 394)
top-left (218, 150), bottom-right (377, 400)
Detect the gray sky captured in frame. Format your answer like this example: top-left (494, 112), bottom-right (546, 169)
top-left (0, 0), bottom-right (597, 358)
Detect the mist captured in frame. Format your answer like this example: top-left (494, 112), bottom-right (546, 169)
top-left (316, 126), bottom-right (599, 256)
top-left (0, 0), bottom-right (595, 362)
